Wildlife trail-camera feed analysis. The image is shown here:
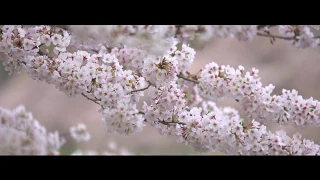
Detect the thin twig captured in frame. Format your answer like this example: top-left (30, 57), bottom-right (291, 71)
top-left (130, 83), bottom-right (151, 94)
top-left (177, 74), bottom-right (199, 84)
top-left (81, 93), bottom-right (100, 106)
top-left (256, 32), bottom-right (295, 40)
top-left (17, 60), bottom-right (26, 65)
top-left (257, 25), bottom-right (277, 30)
top-left (158, 120), bottom-right (186, 125)
top-left (138, 111), bottom-right (185, 125)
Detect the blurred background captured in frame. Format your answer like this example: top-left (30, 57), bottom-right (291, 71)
top-left (1, 27), bottom-right (320, 155)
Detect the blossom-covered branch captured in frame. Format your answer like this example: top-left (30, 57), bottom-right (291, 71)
top-left (145, 100), bottom-right (320, 155)
top-left (1, 104), bottom-right (318, 155)
top-left (1, 25), bottom-right (320, 155)
top-left (66, 25), bottom-right (320, 52)
top-left (198, 62), bottom-right (320, 128)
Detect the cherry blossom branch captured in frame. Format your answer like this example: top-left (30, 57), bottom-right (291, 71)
top-left (36, 45), bottom-right (99, 108)
top-left (176, 74), bottom-right (199, 84)
top-left (196, 62), bottom-right (320, 128)
top-left (17, 60), bottom-right (26, 65)
top-left (143, 98), bottom-right (320, 155)
top-left (61, 25), bottom-right (320, 56)
top-left (81, 93), bottom-right (100, 106)
top-left (157, 120), bottom-right (186, 125)
top-left (256, 32), bottom-right (294, 40)
top-left (257, 25), bottom-right (277, 30)
top-left (2, 25), bottom-right (320, 155)
top-left (2, 25), bottom-right (319, 129)
top-left (130, 83), bottom-right (151, 94)
top-left (257, 32), bottom-right (320, 41)
top-left (138, 110), bottom-right (186, 125)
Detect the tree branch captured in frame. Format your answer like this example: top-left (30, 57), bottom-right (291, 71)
top-left (157, 120), bottom-right (186, 125)
top-left (256, 32), bottom-right (295, 40)
top-left (138, 111), bottom-right (186, 125)
top-left (81, 93), bottom-right (101, 106)
top-left (130, 83), bottom-right (151, 94)
top-left (177, 74), bottom-right (199, 84)
top-left (257, 25), bottom-right (277, 30)
top-left (17, 60), bottom-right (26, 65)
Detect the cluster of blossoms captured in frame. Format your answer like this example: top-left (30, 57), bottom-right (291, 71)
top-left (69, 25), bottom-right (320, 53)
top-left (68, 25), bottom-right (259, 53)
top-left (0, 25), bottom-right (70, 76)
top-left (68, 25), bottom-right (177, 55)
top-left (207, 25), bottom-right (258, 41)
top-left (143, 82), bottom-right (187, 126)
top-left (68, 25), bottom-right (260, 43)
top-left (0, 105), bottom-right (132, 155)
top-left (0, 25), bottom-right (147, 135)
top-left (152, 101), bottom-right (320, 155)
top-left (198, 62), bottom-right (320, 127)
top-left (70, 123), bottom-right (91, 142)
top-left (143, 75), bottom-right (320, 154)
top-left (142, 39), bottom-right (196, 87)
top-left (278, 25), bottom-right (320, 48)
top-left (100, 39), bottom-right (196, 87)
top-left (177, 78), bottom-right (203, 108)
top-left (1, 25), bottom-right (320, 155)
top-left (0, 105), bottom-right (64, 155)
